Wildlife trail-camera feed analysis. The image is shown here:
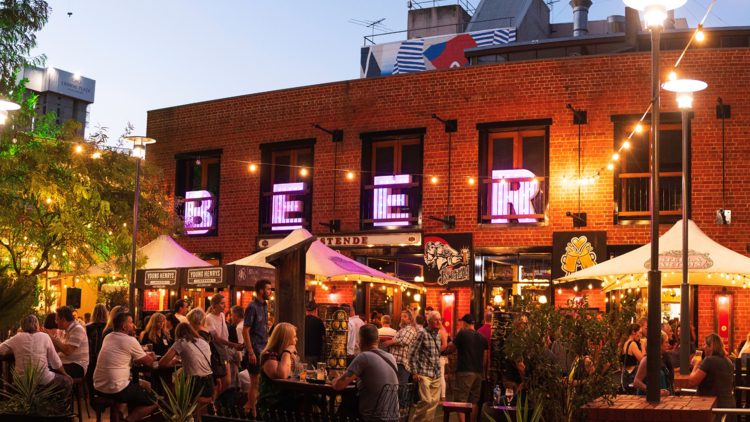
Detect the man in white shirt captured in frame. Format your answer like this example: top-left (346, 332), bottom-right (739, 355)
top-left (345, 303), bottom-right (365, 366)
top-left (230, 305), bottom-right (245, 347)
top-left (174, 299), bottom-right (189, 324)
top-left (0, 315), bottom-right (72, 399)
top-left (93, 312), bottom-right (157, 421)
top-left (378, 315), bottom-right (398, 353)
top-left (45, 306), bottom-right (89, 379)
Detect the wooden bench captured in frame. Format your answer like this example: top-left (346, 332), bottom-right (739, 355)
top-left (443, 401), bottom-right (473, 422)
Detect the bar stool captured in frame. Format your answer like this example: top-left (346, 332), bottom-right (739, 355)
top-left (93, 395), bottom-right (123, 422)
top-left (70, 378), bottom-right (90, 421)
top-left (442, 401), bottom-right (473, 422)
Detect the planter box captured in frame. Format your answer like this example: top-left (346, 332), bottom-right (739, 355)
top-left (0, 413), bottom-right (73, 422)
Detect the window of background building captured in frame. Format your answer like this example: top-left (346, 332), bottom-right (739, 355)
top-left (360, 130), bottom-right (424, 230)
top-left (479, 253), bottom-right (551, 309)
top-left (258, 140), bottom-right (315, 235)
top-left (174, 150), bottom-right (222, 236)
top-left (614, 120), bottom-right (687, 224)
top-left (478, 123), bottom-right (550, 225)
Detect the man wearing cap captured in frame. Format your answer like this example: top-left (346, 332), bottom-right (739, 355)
top-left (304, 302), bottom-right (326, 366)
top-left (443, 314), bottom-right (488, 422)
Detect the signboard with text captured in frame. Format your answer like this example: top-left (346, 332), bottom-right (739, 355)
top-left (136, 269), bottom-right (180, 289)
top-left (257, 232), bottom-right (422, 249)
top-left (186, 267), bottom-right (224, 288)
top-left (423, 233), bottom-right (473, 287)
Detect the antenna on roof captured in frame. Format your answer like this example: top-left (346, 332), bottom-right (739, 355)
top-left (546, 0), bottom-right (560, 17)
top-left (348, 18), bottom-right (390, 38)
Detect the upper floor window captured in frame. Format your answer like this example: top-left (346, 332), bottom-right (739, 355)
top-left (478, 121), bottom-right (550, 225)
top-left (259, 140), bottom-right (315, 234)
top-left (175, 150), bottom-right (221, 236)
top-left (360, 129), bottom-right (424, 230)
top-left (613, 115), bottom-right (688, 224)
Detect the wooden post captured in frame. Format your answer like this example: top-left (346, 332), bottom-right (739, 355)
top-left (266, 236), bottom-right (316, 365)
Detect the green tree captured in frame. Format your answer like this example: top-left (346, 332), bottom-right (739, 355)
top-left (0, 275), bottom-right (36, 339)
top-left (0, 0), bottom-right (50, 95)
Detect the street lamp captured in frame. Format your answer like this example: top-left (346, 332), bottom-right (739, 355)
top-left (663, 78), bottom-right (707, 375)
top-left (0, 98), bottom-right (21, 125)
top-left (124, 136), bottom-right (156, 319)
top-left (623, 0), bottom-right (685, 403)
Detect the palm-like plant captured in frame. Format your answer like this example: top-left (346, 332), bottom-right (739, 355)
top-left (155, 369), bottom-right (204, 422)
top-left (0, 361), bottom-right (68, 416)
top-left (485, 395), bottom-right (544, 422)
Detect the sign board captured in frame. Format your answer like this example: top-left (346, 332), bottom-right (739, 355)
top-left (490, 169), bottom-right (541, 223)
top-left (19, 67), bottom-right (96, 103)
top-left (423, 233), bottom-right (472, 287)
top-left (551, 231), bottom-right (607, 281)
top-left (184, 190), bottom-right (217, 235)
top-left (270, 182), bottom-right (307, 231)
top-left (257, 232), bottom-right (422, 249)
top-left (644, 250), bottom-right (714, 270)
top-left (138, 269), bottom-right (179, 289)
top-left (186, 267), bottom-right (224, 288)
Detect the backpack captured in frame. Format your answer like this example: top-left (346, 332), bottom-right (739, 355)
top-left (203, 332), bottom-right (229, 378)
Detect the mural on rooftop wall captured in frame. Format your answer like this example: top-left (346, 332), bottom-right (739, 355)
top-left (360, 27), bottom-right (516, 78)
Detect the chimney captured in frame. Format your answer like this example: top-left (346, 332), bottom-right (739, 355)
top-left (664, 10), bottom-right (675, 30)
top-left (569, 0), bottom-right (593, 37)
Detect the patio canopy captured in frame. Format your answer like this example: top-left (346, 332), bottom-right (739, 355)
top-left (51, 235), bottom-right (212, 280)
top-left (230, 229), bottom-right (410, 286)
top-left (555, 220), bottom-right (750, 292)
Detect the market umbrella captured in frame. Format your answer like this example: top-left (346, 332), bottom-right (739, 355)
top-left (51, 234), bottom-right (212, 279)
top-left (230, 229), bottom-right (410, 286)
top-left (555, 220), bottom-right (750, 292)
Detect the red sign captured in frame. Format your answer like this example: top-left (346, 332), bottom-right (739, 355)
top-left (715, 293), bottom-right (733, 352)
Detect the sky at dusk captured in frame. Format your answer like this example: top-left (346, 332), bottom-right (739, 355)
top-left (32, 0), bottom-right (745, 145)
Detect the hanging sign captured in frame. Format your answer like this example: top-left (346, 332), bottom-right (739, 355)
top-left (423, 233), bottom-right (473, 287)
top-left (184, 190), bottom-right (216, 235)
top-left (372, 174), bottom-right (411, 226)
top-left (490, 169), bottom-right (540, 223)
top-left (715, 292), bottom-right (734, 353)
top-left (257, 232), bottom-right (421, 249)
top-left (186, 267), bottom-right (224, 288)
top-left (551, 231), bottom-right (607, 281)
top-left (142, 270), bottom-right (178, 288)
top-left (644, 250), bottom-right (714, 270)
top-left (270, 182), bottom-right (307, 231)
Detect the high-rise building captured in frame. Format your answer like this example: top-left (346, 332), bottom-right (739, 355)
top-left (17, 67), bottom-right (96, 136)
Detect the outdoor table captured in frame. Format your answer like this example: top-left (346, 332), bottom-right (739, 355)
top-left (273, 378), bottom-right (357, 414)
top-left (480, 402), bottom-right (517, 422)
top-left (674, 373), bottom-right (691, 389)
top-left (584, 395), bottom-right (717, 422)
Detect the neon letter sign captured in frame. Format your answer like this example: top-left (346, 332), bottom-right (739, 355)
top-left (373, 174), bottom-right (411, 227)
top-left (185, 190), bottom-right (216, 235)
top-left (271, 182), bottom-right (306, 231)
top-left (490, 169), bottom-right (540, 223)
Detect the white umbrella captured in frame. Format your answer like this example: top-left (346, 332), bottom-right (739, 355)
top-left (230, 229), bottom-right (409, 285)
top-left (555, 220), bottom-right (750, 292)
top-left (51, 235), bottom-right (212, 280)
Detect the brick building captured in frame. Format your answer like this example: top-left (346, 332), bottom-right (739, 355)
top-left (146, 23), bottom-right (750, 346)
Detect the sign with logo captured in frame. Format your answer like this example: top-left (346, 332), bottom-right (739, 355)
top-left (372, 174), bottom-right (411, 227)
top-left (270, 182), bottom-right (307, 231)
top-left (715, 292), bottom-right (734, 353)
top-left (257, 232), bottom-right (422, 249)
top-left (423, 233), bottom-right (472, 287)
top-left (490, 169), bottom-right (540, 223)
top-left (643, 250), bottom-right (714, 270)
top-left (551, 231), bottom-right (607, 281)
top-left (233, 265), bottom-right (277, 287)
top-left (143, 270), bottom-right (178, 288)
top-left (184, 190), bottom-right (216, 235)
top-left (186, 267), bottom-right (224, 288)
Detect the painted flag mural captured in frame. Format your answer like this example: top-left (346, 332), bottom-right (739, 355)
top-left (361, 27), bottom-right (516, 78)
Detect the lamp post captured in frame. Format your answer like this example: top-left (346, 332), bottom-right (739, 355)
top-left (124, 136), bottom-right (156, 320)
top-left (0, 98), bottom-right (21, 125)
top-left (623, 0), bottom-right (686, 402)
top-left (662, 78), bottom-right (707, 375)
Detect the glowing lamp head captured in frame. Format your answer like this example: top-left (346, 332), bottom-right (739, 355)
top-left (347, 172), bottom-right (354, 179)
top-left (623, 0), bottom-right (687, 28)
top-left (662, 79), bottom-right (708, 110)
top-left (494, 294), bottom-right (502, 303)
top-left (431, 176), bottom-right (437, 183)
top-left (413, 293), bottom-right (421, 301)
top-left (468, 178), bottom-right (475, 185)
top-left (696, 24), bottom-right (705, 41)
top-left (124, 136), bottom-right (156, 160)
top-left (538, 295), bottom-right (547, 304)
top-left (300, 168), bottom-right (308, 176)
top-left (250, 164), bottom-right (257, 172)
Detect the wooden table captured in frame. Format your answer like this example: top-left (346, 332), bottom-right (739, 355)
top-left (274, 378), bottom-right (356, 414)
top-left (674, 373), bottom-right (691, 389)
top-left (585, 395), bottom-right (717, 422)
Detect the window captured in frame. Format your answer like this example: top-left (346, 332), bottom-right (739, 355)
top-left (175, 151), bottom-right (222, 236)
top-left (258, 140), bottom-right (315, 234)
top-left (360, 129), bottom-right (425, 230)
top-left (478, 122), bottom-right (550, 225)
top-left (614, 117), bottom-right (687, 224)
top-left (478, 253), bottom-right (551, 309)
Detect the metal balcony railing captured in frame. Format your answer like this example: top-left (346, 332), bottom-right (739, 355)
top-left (618, 172), bottom-right (682, 218)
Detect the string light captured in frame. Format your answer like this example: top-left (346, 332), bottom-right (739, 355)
top-left (249, 164), bottom-right (256, 172)
top-left (431, 177), bottom-right (437, 183)
top-left (695, 24), bottom-right (705, 42)
top-left (468, 178), bottom-right (475, 185)
top-left (347, 172), bottom-right (354, 179)
top-left (300, 168), bottom-right (308, 176)
top-left (75, 145), bottom-right (82, 153)
top-left (669, 72), bottom-right (677, 81)
top-left (46, 198), bottom-right (52, 204)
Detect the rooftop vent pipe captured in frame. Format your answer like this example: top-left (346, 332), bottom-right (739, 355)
top-left (607, 15), bottom-right (626, 33)
top-left (570, 0), bottom-right (593, 37)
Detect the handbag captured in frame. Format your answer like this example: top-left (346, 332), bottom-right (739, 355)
top-left (202, 333), bottom-right (229, 378)
top-left (620, 341), bottom-right (639, 395)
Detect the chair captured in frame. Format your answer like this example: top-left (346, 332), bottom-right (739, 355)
top-left (70, 378), bottom-right (91, 421)
top-left (93, 395), bottom-right (122, 422)
top-left (442, 402), bottom-right (472, 422)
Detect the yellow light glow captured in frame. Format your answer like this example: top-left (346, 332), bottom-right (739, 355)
top-left (588, 284), bottom-right (593, 290)
top-left (468, 178), bottom-right (475, 185)
top-left (347, 172), bottom-right (354, 179)
top-left (607, 163), bottom-right (614, 170)
top-left (250, 164), bottom-right (256, 172)
top-left (613, 153), bottom-right (619, 161)
top-left (538, 295), bottom-right (547, 304)
top-left (605, 297), bottom-right (609, 303)
top-left (669, 72), bottom-right (677, 81)
top-left (46, 198), bottom-right (52, 204)
top-left (370, 283), bottom-right (373, 287)
top-left (574, 285), bottom-right (578, 292)
top-left (407, 291), bottom-right (411, 296)
top-left (494, 295), bottom-right (502, 303)
top-left (635, 125), bottom-right (643, 133)
top-left (75, 145), bottom-right (82, 153)
top-left (300, 168), bottom-right (308, 176)
top-left (92, 152), bottom-right (102, 159)
top-left (696, 28), bottom-right (705, 42)
top-left (431, 177), bottom-right (437, 183)
top-left (558, 288), bottom-right (562, 294)
top-left (623, 141), bottom-right (630, 149)
top-left (414, 294), bottom-right (421, 301)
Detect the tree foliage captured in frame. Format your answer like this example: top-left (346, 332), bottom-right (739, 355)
top-left (0, 0), bottom-right (50, 95)
top-left (504, 294), bottom-right (637, 422)
top-left (0, 74), bottom-right (176, 278)
top-left (0, 275), bottom-right (36, 339)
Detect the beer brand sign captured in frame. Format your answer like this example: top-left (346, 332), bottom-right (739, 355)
top-left (186, 267), bottom-right (224, 288)
top-left (551, 231), bottom-right (607, 281)
top-left (423, 233), bottom-right (473, 287)
top-left (644, 250), bottom-right (714, 270)
top-left (143, 270), bottom-right (178, 287)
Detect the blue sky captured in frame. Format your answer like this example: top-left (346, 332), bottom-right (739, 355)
top-left (33, 0), bottom-right (744, 142)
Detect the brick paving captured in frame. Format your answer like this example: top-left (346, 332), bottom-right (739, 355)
top-left (585, 395), bottom-right (717, 422)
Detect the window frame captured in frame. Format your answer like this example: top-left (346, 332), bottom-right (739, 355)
top-left (477, 120), bottom-right (551, 227)
top-left (174, 149), bottom-right (223, 237)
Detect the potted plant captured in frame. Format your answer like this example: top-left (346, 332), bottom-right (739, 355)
top-left (0, 361), bottom-right (72, 422)
top-left (156, 369), bottom-right (204, 422)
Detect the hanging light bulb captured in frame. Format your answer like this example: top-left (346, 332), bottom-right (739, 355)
top-left (635, 125), bottom-right (643, 133)
top-left (196, 157), bottom-right (201, 166)
top-left (607, 163), bottom-right (614, 170)
top-left (468, 178), bottom-right (475, 185)
top-left (612, 153), bottom-right (619, 161)
top-left (347, 172), bottom-right (354, 179)
top-left (414, 294), bottom-right (421, 301)
top-left (695, 24), bottom-right (705, 42)
top-left (574, 285), bottom-right (578, 292)
top-left (708, 273), bottom-right (711, 278)
top-left (669, 71), bottom-right (677, 81)
top-left (605, 297), bottom-right (609, 303)
top-left (249, 164), bottom-right (256, 172)
top-left (300, 168), bottom-right (308, 176)
top-left (407, 291), bottom-right (411, 296)
top-left (558, 288), bottom-right (562, 294)
top-left (370, 283), bottom-right (373, 287)
top-left (588, 283), bottom-right (593, 290)
top-left (623, 141), bottom-right (630, 149)
top-left (431, 177), bottom-right (437, 183)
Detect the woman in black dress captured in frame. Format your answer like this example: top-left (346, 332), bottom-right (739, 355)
top-left (141, 312), bottom-right (172, 356)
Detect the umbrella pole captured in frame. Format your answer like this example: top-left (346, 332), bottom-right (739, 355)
top-left (680, 109), bottom-right (690, 375)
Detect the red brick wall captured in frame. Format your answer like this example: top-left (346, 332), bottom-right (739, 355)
top-left (313, 282), bottom-right (354, 306)
top-left (555, 286), bottom-right (605, 311)
top-left (146, 49), bottom-right (750, 325)
top-left (144, 289), bottom-right (169, 311)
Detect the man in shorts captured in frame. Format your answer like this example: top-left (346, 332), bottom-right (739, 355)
top-left (443, 314), bottom-right (488, 422)
top-left (243, 279), bottom-right (272, 416)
